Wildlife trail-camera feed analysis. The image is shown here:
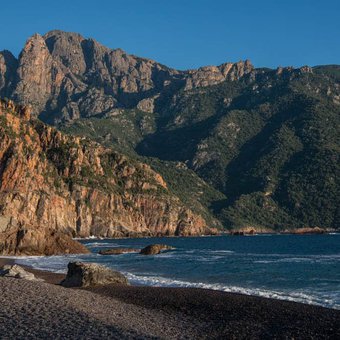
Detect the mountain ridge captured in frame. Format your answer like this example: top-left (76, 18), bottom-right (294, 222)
top-left (0, 30), bottom-right (254, 121)
top-left (0, 30), bottom-right (339, 234)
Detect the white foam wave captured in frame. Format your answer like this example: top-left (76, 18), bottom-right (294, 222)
top-left (123, 272), bottom-right (340, 310)
top-left (254, 254), bottom-right (340, 264)
top-left (206, 250), bottom-right (235, 254)
top-left (254, 258), bottom-right (312, 264)
top-left (13, 254), bottom-right (95, 273)
top-left (83, 242), bottom-right (116, 247)
top-left (73, 235), bottom-right (99, 240)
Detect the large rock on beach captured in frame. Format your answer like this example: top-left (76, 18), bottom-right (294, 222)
top-left (99, 248), bottom-right (139, 255)
top-left (60, 262), bottom-right (128, 288)
top-left (140, 244), bottom-right (175, 255)
top-left (0, 264), bottom-right (41, 281)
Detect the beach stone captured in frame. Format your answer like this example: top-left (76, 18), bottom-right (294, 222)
top-left (99, 248), bottom-right (139, 255)
top-left (60, 262), bottom-right (128, 288)
top-left (140, 244), bottom-right (175, 255)
top-left (0, 264), bottom-right (41, 281)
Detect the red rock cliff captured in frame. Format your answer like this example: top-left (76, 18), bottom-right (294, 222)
top-left (0, 100), bottom-right (211, 255)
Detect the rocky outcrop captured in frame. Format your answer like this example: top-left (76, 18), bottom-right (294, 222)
top-left (0, 99), bottom-right (211, 255)
top-left (4, 31), bottom-right (181, 123)
top-left (184, 60), bottom-right (254, 90)
top-left (140, 244), bottom-right (175, 255)
top-left (99, 248), bottom-right (139, 255)
top-left (137, 95), bottom-right (159, 113)
top-left (229, 226), bottom-right (274, 235)
top-left (60, 262), bottom-right (128, 287)
top-left (0, 225), bottom-right (89, 256)
top-left (289, 227), bottom-right (326, 235)
top-left (0, 264), bottom-right (41, 281)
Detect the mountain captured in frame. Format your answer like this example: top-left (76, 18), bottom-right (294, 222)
top-left (0, 99), bottom-right (220, 255)
top-left (138, 67), bottom-right (340, 230)
top-left (0, 30), bottom-right (339, 233)
top-left (0, 30), bottom-right (252, 123)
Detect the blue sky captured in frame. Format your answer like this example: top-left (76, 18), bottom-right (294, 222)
top-left (1, 0), bottom-right (339, 70)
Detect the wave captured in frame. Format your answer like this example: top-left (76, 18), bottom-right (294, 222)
top-left (205, 250), bottom-right (235, 254)
top-left (253, 254), bottom-right (340, 264)
top-left (10, 254), bottom-right (340, 310)
top-left (14, 254), bottom-right (95, 273)
top-left (254, 257), bottom-right (312, 264)
top-left (123, 272), bottom-right (340, 310)
top-left (83, 242), bottom-right (118, 247)
top-left (73, 235), bottom-right (99, 240)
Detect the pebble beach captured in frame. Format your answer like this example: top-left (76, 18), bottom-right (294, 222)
top-left (0, 258), bottom-right (340, 339)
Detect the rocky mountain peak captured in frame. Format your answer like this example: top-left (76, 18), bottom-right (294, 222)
top-left (0, 31), bottom-right (257, 122)
top-left (12, 33), bottom-right (54, 112)
top-left (43, 30), bottom-right (87, 75)
top-left (22, 33), bottom-right (46, 52)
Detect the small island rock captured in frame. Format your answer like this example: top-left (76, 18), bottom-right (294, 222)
top-left (60, 262), bottom-right (128, 288)
top-left (99, 248), bottom-right (139, 255)
top-left (140, 244), bottom-right (175, 255)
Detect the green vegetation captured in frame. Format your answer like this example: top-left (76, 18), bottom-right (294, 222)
top-left (140, 157), bottom-right (225, 228)
top-left (60, 109), bottom-right (157, 155)
top-left (52, 66), bottom-right (340, 230)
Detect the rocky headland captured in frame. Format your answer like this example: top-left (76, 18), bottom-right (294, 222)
top-left (0, 99), bottom-right (215, 255)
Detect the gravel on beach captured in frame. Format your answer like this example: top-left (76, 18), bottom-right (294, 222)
top-left (0, 259), bottom-right (339, 339)
top-left (0, 277), bottom-right (196, 339)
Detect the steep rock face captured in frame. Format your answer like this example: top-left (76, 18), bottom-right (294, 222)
top-left (0, 100), bottom-right (211, 254)
top-left (13, 34), bottom-right (56, 113)
top-left (1, 30), bottom-right (253, 123)
top-left (0, 50), bottom-right (17, 97)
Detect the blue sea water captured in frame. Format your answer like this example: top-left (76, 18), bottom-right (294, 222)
top-left (14, 234), bottom-right (340, 309)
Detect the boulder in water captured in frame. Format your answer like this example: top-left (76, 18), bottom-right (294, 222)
top-left (60, 262), bottom-right (128, 288)
top-left (99, 248), bottom-right (139, 255)
top-left (140, 244), bottom-right (175, 255)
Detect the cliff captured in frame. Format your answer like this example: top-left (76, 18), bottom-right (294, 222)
top-left (0, 99), bottom-right (212, 255)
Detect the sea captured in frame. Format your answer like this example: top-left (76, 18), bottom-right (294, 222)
top-left (14, 234), bottom-right (340, 310)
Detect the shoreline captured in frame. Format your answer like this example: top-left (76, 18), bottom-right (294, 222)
top-left (74, 230), bottom-right (340, 241)
top-left (1, 257), bottom-right (340, 338)
top-left (2, 253), bottom-right (340, 310)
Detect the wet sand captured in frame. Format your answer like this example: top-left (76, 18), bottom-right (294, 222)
top-left (0, 257), bottom-right (339, 339)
